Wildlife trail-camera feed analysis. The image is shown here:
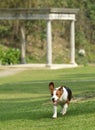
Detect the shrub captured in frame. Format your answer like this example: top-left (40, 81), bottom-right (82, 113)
top-left (0, 46), bottom-right (21, 65)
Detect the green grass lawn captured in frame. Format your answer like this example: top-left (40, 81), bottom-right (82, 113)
top-left (0, 66), bottom-right (95, 130)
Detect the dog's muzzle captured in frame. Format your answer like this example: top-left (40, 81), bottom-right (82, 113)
top-left (52, 98), bottom-right (58, 105)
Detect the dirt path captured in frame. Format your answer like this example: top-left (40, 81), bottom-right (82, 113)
top-left (0, 68), bottom-right (24, 77)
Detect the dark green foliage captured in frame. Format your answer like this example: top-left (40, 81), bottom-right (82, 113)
top-left (0, 46), bottom-right (21, 65)
top-left (0, 25), bottom-right (11, 37)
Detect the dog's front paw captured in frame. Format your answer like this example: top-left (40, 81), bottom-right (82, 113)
top-left (52, 116), bottom-right (57, 119)
top-left (52, 114), bottom-right (57, 119)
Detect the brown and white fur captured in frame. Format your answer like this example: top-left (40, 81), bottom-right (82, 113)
top-left (49, 82), bottom-right (72, 118)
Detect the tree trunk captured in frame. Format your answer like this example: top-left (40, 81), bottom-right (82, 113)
top-left (20, 24), bottom-right (26, 64)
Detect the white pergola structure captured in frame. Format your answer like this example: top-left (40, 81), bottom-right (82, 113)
top-left (0, 8), bottom-right (79, 68)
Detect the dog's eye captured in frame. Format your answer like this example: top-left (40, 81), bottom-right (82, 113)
top-left (51, 94), bottom-right (53, 96)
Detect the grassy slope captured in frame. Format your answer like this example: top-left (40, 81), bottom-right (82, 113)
top-left (0, 66), bottom-right (95, 130)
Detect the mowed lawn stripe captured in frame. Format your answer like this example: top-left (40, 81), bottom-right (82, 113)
top-left (0, 66), bottom-right (95, 130)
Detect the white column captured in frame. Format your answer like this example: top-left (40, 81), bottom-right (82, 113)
top-left (46, 20), bottom-right (52, 66)
top-left (70, 20), bottom-right (75, 64)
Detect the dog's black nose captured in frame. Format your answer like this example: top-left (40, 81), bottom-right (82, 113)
top-left (52, 98), bottom-right (55, 102)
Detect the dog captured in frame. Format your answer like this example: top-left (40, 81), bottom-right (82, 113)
top-left (49, 82), bottom-right (72, 118)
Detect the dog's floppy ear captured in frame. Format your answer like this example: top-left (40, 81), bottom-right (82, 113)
top-left (49, 82), bottom-right (54, 95)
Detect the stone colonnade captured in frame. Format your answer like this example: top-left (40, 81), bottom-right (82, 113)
top-left (0, 8), bottom-right (79, 66)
